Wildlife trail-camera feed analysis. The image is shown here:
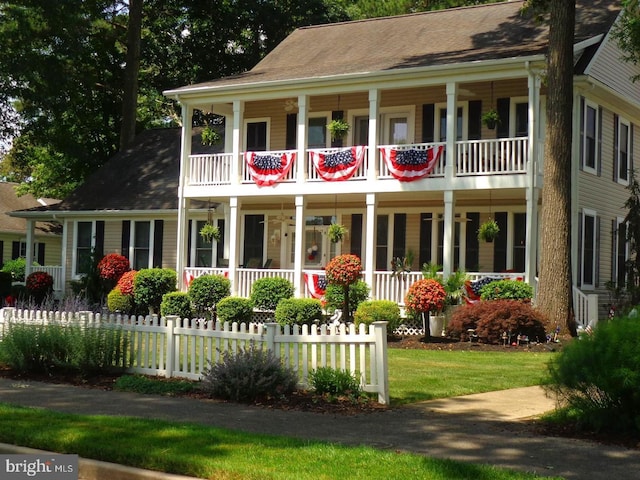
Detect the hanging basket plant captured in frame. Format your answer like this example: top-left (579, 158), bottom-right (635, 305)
top-left (328, 223), bottom-right (348, 243)
top-left (482, 109), bottom-right (500, 130)
top-left (201, 125), bottom-right (222, 146)
top-left (199, 223), bottom-right (221, 243)
top-left (477, 218), bottom-right (500, 243)
top-left (327, 118), bottom-right (350, 142)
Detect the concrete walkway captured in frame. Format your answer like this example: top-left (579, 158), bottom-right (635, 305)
top-left (1, 378), bottom-right (639, 479)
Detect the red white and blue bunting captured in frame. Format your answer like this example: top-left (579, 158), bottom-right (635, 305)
top-left (244, 151), bottom-right (296, 187)
top-left (309, 146), bottom-right (366, 181)
top-left (380, 145), bottom-right (444, 182)
top-left (304, 272), bottom-right (327, 300)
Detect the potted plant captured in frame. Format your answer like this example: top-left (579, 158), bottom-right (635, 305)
top-left (327, 118), bottom-right (350, 141)
top-left (404, 278), bottom-right (446, 341)
top-left (328, 222), bottom-right (348, 243)
top-left (199, 222), bottom-right (221, 243)
top-left (482, 109), bottom-right (500, 130)
top-left (201, 125), bottom-right (221, 146)
top-left (477, 218), bottom-right (500, 242)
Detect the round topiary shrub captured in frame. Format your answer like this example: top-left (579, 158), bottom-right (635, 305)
top-left (25, 271), bottom-right (54, 304)
top-left (107, 288), bottom-right (134, 314)
top-left (188, 274), bottom-right (231, 318)
top-left (354, 300), bottom-right (401, 332)
top-left (250, 277), bottom-right (294, 311)
top-left (160, 292), bottom-right (193, 320)
top-left (216, 297), bottom-right (254, 323)
top-left (97, 253), bottom-right (130, 282)
top-left (324, 280), bottom-right (370, 316)
top-left (116, 270), bottom-right (138, 296)
top-left (479, 279), bottom-right (533, 301)
top-left (133, 268), bottom-right (177, 314)
top-left (275, 298), bottom-right (323, 327)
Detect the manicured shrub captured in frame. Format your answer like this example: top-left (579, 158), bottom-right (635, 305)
top-left (97, 253), bottom-right (130, 282)
top-left (116, 270), bottom-right (138, 296)
top-left (354, 300), bottom-right (401, 332)
top-left (546, 317), bottom-right (640, 435)
top-left (25, 271), bottom-right (54, 303)
top-left (447, 300), bottom-right (547, 344)
top-left (249, 277), bottom-right (294, 311)
top-left (405, 279), bottom-right (446, 317)
top-left (274, 298), bottom-right (323, 326)
top-left (107, 288), bottom-right (134, 313)
top-left (325, 254), bottom-right (363, 322)
top-left (1, 257), bottom-right (30, 282)
top-left (216, 297), bottom-right (254, 323)
top-left (200, 342), bottom-right (297, 401)
top-left (133, 268), bottom-right (177, 314)
top-left (309, 367), bottom-right (362, 398)
top-left (160, 292), bottom-right (193, 320)
top-left (188, 274), bottom-right (230, 318)
top-left (479, 279), bottom-right (533, 301)
top-left (324, 280), bottom-right (370, 316)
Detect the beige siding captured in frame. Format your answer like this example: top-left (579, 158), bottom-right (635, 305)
top-left (0, 234), bottom-right (61, 267)
top-left (588, 36), bottom-right (640, 108)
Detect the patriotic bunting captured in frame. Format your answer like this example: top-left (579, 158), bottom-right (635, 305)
top-left (309, 146), bottom-right (366, 181)
top-left (244, 151), bottom-right (296, 187)
top-left (380, 145), bottom-right (444, 182)
top-left (304, 272), bottom-right (327, 300)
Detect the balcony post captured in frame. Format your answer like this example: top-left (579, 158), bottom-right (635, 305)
top-left (297, 95), bottom-right (308, 183)
top-left (232, 100), bottom-right (244, 185)
top-left (445, 82), bottom-right (458, 181)
top-left (24, 219), bottom-right (35, 277)
top-left (293, 195), bottom-right (306, 297)
top-left (228, 197), bottom-right (240, 296)
top-left (368, 89), bottom-right (380, 181)
top-left (525, 68), bottom-right (541, 285)
top-left (177, 103), bottom-right (193, 289)
top-left (364, 193), bottom-right (377, 293)
top-left (442, 190), bottom-right (455, 278)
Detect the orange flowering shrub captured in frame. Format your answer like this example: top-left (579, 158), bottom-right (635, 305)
top-left (405, 279), bottom-right (446, 315)
top-left (98, 253), bottom-right (130, 281)
top-left (116, 270), bottom-right (138, 296)
top-left (325, 254), bottom-right (362, 287)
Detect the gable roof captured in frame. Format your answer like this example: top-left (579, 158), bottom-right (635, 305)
top-left (166, 0), bottom-right (621, 95)
top-left (0, 182), bottom-right (60, 234)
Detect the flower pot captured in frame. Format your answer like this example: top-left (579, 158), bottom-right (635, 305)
top-left (429, 313), bottom-right (446, 338)
top-left (485, 119), bottom-right (496, 130)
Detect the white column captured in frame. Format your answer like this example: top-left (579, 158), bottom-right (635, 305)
top-left (176, 104), bottom-right (193, 290)
top-left (297, 95), bottom-right (308, 183)
top-left (368, 89), bottom-right (380, 182)
top-left (232, 100), bottom-right (244, 185)
top-left (293, 195), bottom-right (306, 297)
top-left (25, 219), bottom-right (35, 276)
top-left (364, 193), bottom-right (377, 291)
top-left (228, 197), bottom-right (240, 296)
top-left (61, 218), bottom-right (68, 288)
top-left (445, 82), bottom-right (458, 181)
top-left (443, 190), bottom-right (455, 278)
top-left (525, 70), bottom-right (541, 284)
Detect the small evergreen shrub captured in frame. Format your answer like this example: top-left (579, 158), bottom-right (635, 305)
top-left (447, 300), bottom-right (547, 344)
top-left (309, 367), bottom-right (362, 398)
top-left (324, 280), bottom-right (370, 315)
top-left (200, 342), bottom-right (297, 401)
top-left (133, 268), bottom-right (177, 314)
top-left (188, 274), bottom-right (231, 318)
top-left (479, 279), bottom-right (533, 301)
top-left (160, 292), bottom-right (193, 320)
top-left (274, 298), bottom-right (323, 326)
top-left (354, 300), bottom-right (401, 332)
top-left (546, 317), bottom-right (640, 435)
top-left (1, 257), bottom-right (31, 282)
top-left (250, 277), bottom-right (294, 311)
top-left (216, 297), bottom-right (254, 323)
top-left (107, 288), bottom-right (134, 313)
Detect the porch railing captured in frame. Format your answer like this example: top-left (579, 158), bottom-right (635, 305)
top-left (189, 153), bottom-right (233, 185)
top-left (573, 286), bottom-right (599, 328)
top-left (241, 150), bottom-right (298, 184)
top-left (456, 137), bottom-right (528, 176)
top-left (306, 147), bottom-right (368, 181)
top-left (377, 142), bottom-right (446, 179)
top-left (25, 265), bottom-right (64, 293)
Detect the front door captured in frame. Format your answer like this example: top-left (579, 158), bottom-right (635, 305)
top-left (287, 224), bottom-right (338, 268)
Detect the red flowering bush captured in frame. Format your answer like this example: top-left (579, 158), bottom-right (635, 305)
top-left (98, 253), bottom-right (130, 281)
top-left (116, 270), bottom-right (138, 296)
top-left (325, 254), bottom-right (362, 287)
top-left (25, 271), bottom-right (54, 302)
top-left (405, 279), bottom-right (446, 315)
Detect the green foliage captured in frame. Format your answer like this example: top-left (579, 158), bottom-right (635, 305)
top-left (546, 317), bottom-right (640, 435)
top-left (354, 300), bottom-right (401, 331)
top-left (133, 268), bottom-right (177, 314)
top-left (447, 300), bottom-right (547, 344)
top-left (216, 297), bottom-right (254, 323)
top-left (249, 276), bottom-right (294, 311)
top-left (107, 288), bottom-right (135, 314)
top-left (309, 367), bottom-right (362, 398)
top-left (160, 292), bottom-right (193, 320)
top-left (324, 280), bottom-right (370, 315)
top-left (479, 279), bottom-right (533, 301)
top-left (114, 375), bottom-right (198, 396)
top-left (274, 298), bottom-right (323, 326)
top-left (200, 342), bottom-right (297, 402)
top-left (0, 271), bottom-right (13, 297)
top-left (69, 249), bottom-right (108, 308)
top-left (477, 218), bottom-right (500, 242)
top-left (188, 274), bottom-right (231, 318)
top-left (613, 0), bottom-right (640, 81)
top-left (1, 257), bottom-right (29, 282)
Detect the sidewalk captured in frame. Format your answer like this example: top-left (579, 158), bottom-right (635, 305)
top-left (1, 378), bottom-right (639, 479)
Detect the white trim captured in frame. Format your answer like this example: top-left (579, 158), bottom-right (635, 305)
top-left (128, 220), bottom-right (156, 270)
top-left (307, 111), bottom-right (331, 148)
top-left (616, 115), bottom-right (631, 185)
top-left (614, 216), bottom-right (629, 287)
top-left (243, 117), bottom-right (270, 151)
top-left (434, 101), bottom-right (469, 142)
top-left (581, 208), bottom-right (597, 290)
top-left (581, 99), bottom-right (600, 175)
top-left (71, 220), bottom-right (96, 279)
top-left (509, 96), bottom-right (529, 138)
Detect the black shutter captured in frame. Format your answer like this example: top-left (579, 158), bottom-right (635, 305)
top-left (11, 241), bottom-right (20, 259)
top-left (422, 104), bottom-right (435, 143)
top-left (465, 212), bottom-right (480, 271)
top-left (577, 214), bottom-right (583, 287)
top-left (597, 106), bottom-right (603, 176)
top-left (468, 100), bottom-right (482, 140)
top-left (613, 114), bottom-right (619, 181)
top-left (419, 213), bottom-right (432, 267)
top-left (611, 219), bottom-right (617, 283)
top-left (595, 216), bottom-right (600, 287)
top-left (392, 214), bottom-right (406, 259)
top-left (121, 220), bottom-right (131, 257)
top-left (95, 221), bottom-right (105, 258)
top-left (37, 243), bottom-right (45, 265)
top-left (187, 220), bottom-right (192, 268)
top-left (0, 240), bottom-right (3, 267)
top-left (285, 113), bottom-right (297, 150)
top-left (631, 124), bottom-right (635, 173)
top-left (579, 97), bottom-right (585, 171)
top-left (493, 212), bottom-right (508, 271)
top-left (331, 110), bottom-right (344, 148)
top-left (350, 214), bottom-right (363, 258)
top-left (153, 220), bottom-right (164, 268)
top-left (496, 98), bottom-right (510, 138)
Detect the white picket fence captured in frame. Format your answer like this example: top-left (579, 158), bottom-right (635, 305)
top-left (0, 308), bottom-right (389, 404)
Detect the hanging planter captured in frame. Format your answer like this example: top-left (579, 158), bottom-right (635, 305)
top-left (199, 223), bottom-right (221, 243)
top-left (482, 109), bottom-right (500, 130)
top-left (201, 125), bottom-right (222, 146)
top-left (327, 118), bottom-right (350, 142)
top-left (328, 223), bottom-right (348, 243)
top-left (477, 219), bottom-right (500, 243)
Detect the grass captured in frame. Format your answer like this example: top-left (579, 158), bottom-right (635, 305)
top-left (0, 404), bottom-right (562, 480)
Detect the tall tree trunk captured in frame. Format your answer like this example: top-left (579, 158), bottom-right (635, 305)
top-left (119, 0), bottom-right (143, 151)
top-left (537, 0), bottom-right (577, 336)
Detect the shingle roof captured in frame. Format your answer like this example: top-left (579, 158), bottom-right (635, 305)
top-left (0, 182), bottom-right (60, 234)
top-left (168, 0), bottom-right (621, 93)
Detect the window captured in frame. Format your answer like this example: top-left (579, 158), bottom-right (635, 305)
top-left (437, 106), bottom-right (464, 142)
top-left (582, 101), bottom-right (599, 173)
top-left (246, 120), bottom-right (268, 151)
top-left (353, 116), bottom-right (369, 145)
top-left (437, 217), bottom-right (460, 270)
top-left (581, 210), bottom-right (597, 288)
top-left (513, 213), bottom-right (526, 272)
top-left (308, 116), bottom-right (328, 148)
top-left (132, 221), bottom-right (152, 270)
top-left (514, 102), bottom-right (528, 137)
top-left (75, 221), bottom-right (94, 275)
top-left (195, 220), bottom-right (213, 267)
top-left (375, 215), bottom-right (389, 270)
top-left (616, 116), bottom-right (630, 184)
top-left (615, 218), bottom-right (628, 287)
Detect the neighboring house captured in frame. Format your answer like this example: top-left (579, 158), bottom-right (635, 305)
top-left (0, 182), bottom-right (61, 282)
